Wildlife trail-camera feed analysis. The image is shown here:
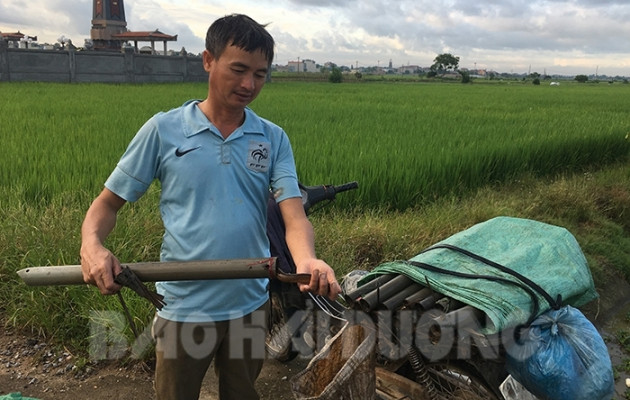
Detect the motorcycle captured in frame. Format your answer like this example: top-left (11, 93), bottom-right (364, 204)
top-left (265, 182), bottom-right (509, 399)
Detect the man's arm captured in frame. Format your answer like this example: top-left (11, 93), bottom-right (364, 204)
top-left (80, 188), bottom-right (127, 295)
top-left (278, 197), bottom-right (342, 300)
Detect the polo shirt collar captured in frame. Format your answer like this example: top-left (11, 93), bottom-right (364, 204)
top-left (181, 100), bottom-right (265, 139)
top-left (241, 108), bottom-right (265, 136)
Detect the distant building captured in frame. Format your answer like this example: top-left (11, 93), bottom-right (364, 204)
top-left (91, 0), bottom-right (177, 52)
top-left (91, 0), bottom-right (128, 50)
top-left (302, 59), bottom-right (317, 72)
top-left (287, 61), bottom-right (300, 72)
top-left (0, 32), bottom-right (37, 48)
top-left (288, 59), bottom-right (317, 73)
top-left (274, 64), bottom-right (288, 73)
top-left (113, 30), bottom-right (178, 54)
top-left (398, 65), bottom-right (420, 74)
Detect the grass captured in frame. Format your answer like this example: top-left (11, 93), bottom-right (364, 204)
top-left (2, 164), bottom-right (629, 350)
top-left (310, 165), bottom-right (630, 283)
top-left (0, 81), bottom-right (629, 373)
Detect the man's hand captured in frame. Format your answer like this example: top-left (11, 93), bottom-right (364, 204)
top-left (278, 197), bottom-right (341, 300)
top-left (80, 188), bottom-right (127, 295)
top-left (80, 244), bottom-right (123, 295)
top-left (295, 258), bottom-right (342, 301)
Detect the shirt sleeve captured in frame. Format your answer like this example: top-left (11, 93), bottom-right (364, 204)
top-left (270, 129), bottom-right (301, 203)
top-left (105, 117), bottom-right (162, 202)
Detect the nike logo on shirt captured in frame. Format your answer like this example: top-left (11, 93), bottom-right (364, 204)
top-left (175, 146), bottom-right (201, 157)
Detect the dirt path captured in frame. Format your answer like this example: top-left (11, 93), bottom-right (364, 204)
top-left (0, 325), bottom-right (309, 400)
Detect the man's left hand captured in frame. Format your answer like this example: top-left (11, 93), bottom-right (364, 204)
top-left (295, 259), bottom-right (342, 301)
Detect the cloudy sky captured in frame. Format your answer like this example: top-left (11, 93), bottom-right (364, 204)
top-left (2, 0), bottom-right (630, 76)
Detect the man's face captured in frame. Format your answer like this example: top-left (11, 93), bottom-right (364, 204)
top-left (203, 44), bottom-right (269, 110)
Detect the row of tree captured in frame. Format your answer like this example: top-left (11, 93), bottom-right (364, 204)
top-left (327, 53), bottom-right (608, 84)
top-left (427, 54), bottom-right (607, 84)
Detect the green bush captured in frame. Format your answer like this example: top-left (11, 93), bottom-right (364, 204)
top-left (329, 67), bottom-right (343, 83)
top-left (460, 70), bottom-right (471, 84)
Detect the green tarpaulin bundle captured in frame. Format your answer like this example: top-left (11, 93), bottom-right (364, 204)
top-left (361, 216), bottom-right (598, 334)
top-left (0, 394), bottom-right (39, 400)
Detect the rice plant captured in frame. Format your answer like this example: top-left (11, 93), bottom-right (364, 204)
top-left (1, 80), bottom-right (629, 350)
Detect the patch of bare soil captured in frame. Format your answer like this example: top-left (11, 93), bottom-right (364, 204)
top-left (0, 327), bottom-right (153, 399)
top-left (583, 275), bottom-right (630, 399)
top-left (0, 323), bottom-right (309, 400)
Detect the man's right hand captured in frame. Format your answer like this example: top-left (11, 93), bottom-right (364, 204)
top-left (80, 244), bottom-right (123, 295)
top-left (80, 188), bottom-right (127, 295)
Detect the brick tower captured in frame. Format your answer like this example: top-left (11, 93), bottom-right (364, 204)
top-left (90, 0), bottom-right (128, 51)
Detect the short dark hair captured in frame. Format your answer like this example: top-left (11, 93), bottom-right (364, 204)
top-left (205, 14), bottom-right (274, 65)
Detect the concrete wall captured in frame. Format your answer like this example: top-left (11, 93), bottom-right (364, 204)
top-left (0, 41), bottom-right (206, 83)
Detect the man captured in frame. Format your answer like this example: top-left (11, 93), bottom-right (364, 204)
top-left (80, 14), bottom-right (341, 400)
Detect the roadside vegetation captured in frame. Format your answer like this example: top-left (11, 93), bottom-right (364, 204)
top-left (0, 81), bottom-right (629, 387)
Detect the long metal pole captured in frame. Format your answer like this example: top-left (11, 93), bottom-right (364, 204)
top-left (16, 258), bottom-right (298, 286)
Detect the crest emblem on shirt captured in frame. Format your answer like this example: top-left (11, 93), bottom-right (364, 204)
top-left (247, 141), bottom-right (270, 173)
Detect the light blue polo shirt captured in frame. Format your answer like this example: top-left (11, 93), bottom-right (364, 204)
top-left (105, 100), bottom-right (301, 322)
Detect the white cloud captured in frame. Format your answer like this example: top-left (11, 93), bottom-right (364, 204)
top-left (1, 0), bottom-right (629, 76)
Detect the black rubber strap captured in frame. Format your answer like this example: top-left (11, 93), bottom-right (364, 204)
top-left (422, 244), bottom-right (562, 309)
top-left (406, 260), bottom-right (542, 325)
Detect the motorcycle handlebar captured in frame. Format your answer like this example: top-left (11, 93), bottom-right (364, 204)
top-left (299, 181), bottom-right (359, 214)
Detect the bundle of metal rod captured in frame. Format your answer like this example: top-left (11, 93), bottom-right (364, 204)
top-left (418, 305), bottom-right (491, 357)
top-left (425, 305), bottom-right (486, 331)
top-left (443, 299), bottom-right (467, 313)
top-left (417, 292), bottom-right (445, 310)
top-left (343, 273), bottom-right (397, 304)
top-left (357, 274), bottom-right (415, 312)
top-left (378, 281), bottom-right (426, 310)
top-left (401, 287), bottom-right (433, 308)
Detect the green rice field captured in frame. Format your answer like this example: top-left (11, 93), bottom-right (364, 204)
top-left (1, 80), bottom-right (628, 210)
top-left (1, 80), bottom-right (630, 354)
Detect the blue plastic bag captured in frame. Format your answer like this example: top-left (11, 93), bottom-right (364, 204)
top-left (505, 306), bottom-right (614, 400)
